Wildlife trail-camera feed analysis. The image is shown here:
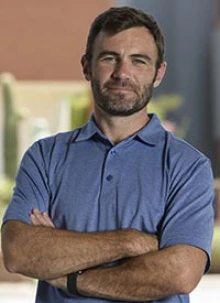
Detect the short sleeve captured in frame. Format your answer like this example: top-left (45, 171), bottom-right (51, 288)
top-left (2, 141), bottom-right (50, 225)
top-left (160, 157), bottom-right (215, 272)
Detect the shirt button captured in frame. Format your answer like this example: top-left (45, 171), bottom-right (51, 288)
top-left (110, 150), bottom-right (116, 155)
top-left (106, 175), bottom-right (113, 181)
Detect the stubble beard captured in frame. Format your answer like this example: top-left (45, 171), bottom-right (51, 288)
top-left (91, 78), bottom-right (154, 117)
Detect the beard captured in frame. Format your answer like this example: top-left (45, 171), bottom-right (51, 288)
top-left (91, 77), bottom-right (154, 117)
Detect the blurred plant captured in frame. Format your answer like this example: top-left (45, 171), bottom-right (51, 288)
top-left (1, 73), bottom-right (18, 180)
top-left (70, 89), bottom-right (91, 129)
top-left (0, 73), bottom-right (30, 208)
top-left (0, 174), bottom-right (14, 207)
top-left (148, 94), bottom-right (190, 138)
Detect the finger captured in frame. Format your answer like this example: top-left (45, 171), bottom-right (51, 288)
top-left (32, 208), bottom-right (51, 226)
top-left (30, 209), bottom-right (44, 225)
top-left (30, 213), bottom-right (42, 226)
top-left (43, 212), bottom-right (55, 228)
top-left (31, 208), bottom-right (55, 227)
top-left (30, 213), bottom-right (48, 226)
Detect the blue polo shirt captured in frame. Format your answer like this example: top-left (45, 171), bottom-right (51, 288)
top-left (3, 114), bottom-right (214, 303)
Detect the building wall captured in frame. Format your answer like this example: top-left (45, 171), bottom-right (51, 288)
top-left (0, 1), bottom-right (113, 173)
top-left (0, 0), bottom-right (112, 80)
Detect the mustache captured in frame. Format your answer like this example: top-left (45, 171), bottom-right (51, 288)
top-left (103, 80), bottom-right (137, 90)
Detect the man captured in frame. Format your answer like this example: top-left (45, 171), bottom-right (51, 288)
top-left (1, 6), bottom-right (214, 303)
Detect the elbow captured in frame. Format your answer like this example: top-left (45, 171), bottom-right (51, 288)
top-left (175, 266), bottom-right (201, 294)
top-left (1, 223), bottom-right (24, 274)
top-left (1, 242), bottom-right (20, 274)
top-left (3, 259), bottom-right (17, 274)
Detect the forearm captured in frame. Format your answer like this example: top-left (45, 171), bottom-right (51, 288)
top-left (76, 245), bottom-right (207, 301)
top-left (1, 220), bottom-right (158, 280)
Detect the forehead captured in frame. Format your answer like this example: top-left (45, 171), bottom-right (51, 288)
top-left (92, 27), bottom-right (158, 60)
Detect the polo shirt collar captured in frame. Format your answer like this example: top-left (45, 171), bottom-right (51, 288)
top-left (75, 113), bottom-right (165, 146)
top-left (75, 114), bottom-right (106, 142)
top-left (136, 114), bottom-right (165, 146)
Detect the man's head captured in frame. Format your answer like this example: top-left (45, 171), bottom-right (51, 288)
top-left (85, 6), bottom-right (165, 70)
top-left (81, 7), bottom-right (167, 117)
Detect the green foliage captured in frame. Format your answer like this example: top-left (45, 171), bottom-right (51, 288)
top-left (148, 94), bottom-right (183, 121)
top-left (0, 175), bottom-right (14, 207)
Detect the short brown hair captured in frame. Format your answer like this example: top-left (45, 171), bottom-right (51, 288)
top-left (85, 6), bottom-right (165, 69)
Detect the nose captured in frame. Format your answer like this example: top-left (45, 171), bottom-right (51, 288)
top-left (111, 59), bottom-right (131, 81)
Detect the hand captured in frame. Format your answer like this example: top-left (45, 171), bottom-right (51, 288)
top-left (122, 229), bottom-right (159, 256)
top-left (30, 208), bottom-right (55, 228)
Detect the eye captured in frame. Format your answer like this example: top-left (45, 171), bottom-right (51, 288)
top-left (101, 56), bottom-right (116, 62)
top-left (132, 58), bottom-right (147, 65)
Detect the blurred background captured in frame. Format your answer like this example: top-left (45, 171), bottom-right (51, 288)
top-left (0, 0), bottom-right (220, 302)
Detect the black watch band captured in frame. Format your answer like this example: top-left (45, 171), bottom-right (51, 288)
top-left (67, 270), bottom-right (83, 295)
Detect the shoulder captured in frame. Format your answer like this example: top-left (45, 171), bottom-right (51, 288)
top-left (38, 128), bottom-right (81, 147)
top-left (164, 132), bottom-right (213, 191)
top-left (165, 130), bottom-right (209, 165)
top-left (142, 115), bottom-right (208, 163)
top-left (21, 128), bottom-right (81, 168)
top-left (31, 128), bottom-right (81, 152)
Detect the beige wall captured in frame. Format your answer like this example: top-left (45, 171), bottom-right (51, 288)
top-left (0, 77), bottom-right (89, 173)
top-left (0, 0), bottom-right (113, 80)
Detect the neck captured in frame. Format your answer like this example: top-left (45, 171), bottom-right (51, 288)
top-left (94, 107), bottom-right (150, 144)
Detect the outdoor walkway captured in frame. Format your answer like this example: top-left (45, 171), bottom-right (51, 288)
top-left (191, 274), bottom-right (219, 302)
top-left (0, 274), bottom-right (219, 303)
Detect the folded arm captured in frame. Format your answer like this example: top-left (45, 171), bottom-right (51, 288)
top-left (8, 210), bottom-right (207, 302)
top-left (76, 244), bottom-right (207, 301)
top-left (50, 244), bottom-right (207, 301)
top-left (1, 209), bottom-right (158, 280)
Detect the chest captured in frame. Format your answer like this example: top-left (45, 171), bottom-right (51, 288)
top-left (48, 141), bottom-right (168, 233)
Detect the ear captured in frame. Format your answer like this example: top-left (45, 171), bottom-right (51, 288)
top-left (153, 62), bottom-right (167, 88)
top-left (81, 54), bottom-right (91, 81)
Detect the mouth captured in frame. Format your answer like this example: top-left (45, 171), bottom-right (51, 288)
top-left (107, 86), bottom-right (133, 92)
